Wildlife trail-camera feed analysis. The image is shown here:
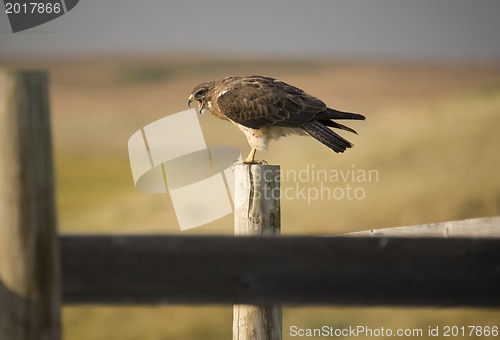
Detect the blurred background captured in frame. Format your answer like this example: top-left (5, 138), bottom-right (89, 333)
top-left (1, 0), bottom-right (500, 339)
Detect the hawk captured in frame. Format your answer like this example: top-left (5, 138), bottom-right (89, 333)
top-left (187, 75), bottom-right (365, 163)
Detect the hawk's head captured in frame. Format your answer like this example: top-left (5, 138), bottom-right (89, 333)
top-left (187, 81), bottom-right (215, 114)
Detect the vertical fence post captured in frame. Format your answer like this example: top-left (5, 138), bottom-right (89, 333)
top-left (233, 163), bottom-right (282, 340)
top-left (0, 70), bottom-right (61, 340)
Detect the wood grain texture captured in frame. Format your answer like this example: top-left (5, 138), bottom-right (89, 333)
top-left (233, 164), bottom-right (281, 236)
top-left (345, 216), bottom-right (500, 238)
top-left (0, 70), bottom-right (61, 340)
top-left (60, 234), bottom-right (500, 307)
top-left (233, 164), bottom-right (282, 340)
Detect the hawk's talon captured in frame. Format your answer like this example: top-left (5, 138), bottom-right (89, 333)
top-left (242, 159), bottom-right (268, 165)
top-left (242, 148), bottom-right (258, 164)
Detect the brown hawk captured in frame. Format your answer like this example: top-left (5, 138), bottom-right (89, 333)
top-left (187, 75), bottom-right (365, 163)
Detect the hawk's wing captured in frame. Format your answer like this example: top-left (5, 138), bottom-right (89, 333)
top-left (216, 78), bottom-right (327, 129)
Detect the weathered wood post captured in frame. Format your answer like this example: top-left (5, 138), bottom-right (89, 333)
top-left (0, 70), bottom-right (61, 340)
top-left (233, 163), bottom-right (282, 340)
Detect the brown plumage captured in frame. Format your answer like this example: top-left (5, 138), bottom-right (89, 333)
top-left (188, 75), bottom-right (365, 163)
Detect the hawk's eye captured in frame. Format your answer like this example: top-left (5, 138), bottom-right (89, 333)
top-left (195, 88), bottom-right (208, 99)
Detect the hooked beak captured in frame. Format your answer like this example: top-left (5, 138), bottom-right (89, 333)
top-left (187, 94), bottom-right (194, 107)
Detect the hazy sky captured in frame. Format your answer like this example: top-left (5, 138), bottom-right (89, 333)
top-left (1, 0), bottom-right (500, 61)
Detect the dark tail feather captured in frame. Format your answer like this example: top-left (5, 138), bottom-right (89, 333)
top-left (302, 121), bottom-right (353, 153)
top-left (320, 108), bottom-right (366, 121)
top-left (320, 120), bottom-right (358, 134)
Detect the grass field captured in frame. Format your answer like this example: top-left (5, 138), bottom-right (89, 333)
top-left (3, 56), bottom-right (500, 339)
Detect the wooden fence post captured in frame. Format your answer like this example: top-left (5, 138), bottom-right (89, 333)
top-left (233, 163), bottom-right (282, 340)
top-left (0, 70), bottom-right (61, 340)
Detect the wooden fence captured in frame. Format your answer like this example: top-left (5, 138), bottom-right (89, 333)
top-left (0, 70), bottom-right (60, 340)
top-left (61, 222), bottom-right (500, 307)
top-left (1, 70), bottom-right (500, 340)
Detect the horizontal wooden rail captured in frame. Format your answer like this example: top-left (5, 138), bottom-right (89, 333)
top-left (60, 235), bottom-right (500, 307)
top-left (346, 216), bottom-right (500, 238)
